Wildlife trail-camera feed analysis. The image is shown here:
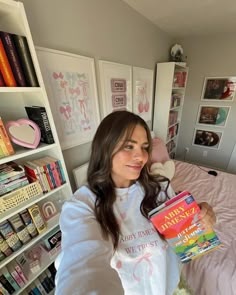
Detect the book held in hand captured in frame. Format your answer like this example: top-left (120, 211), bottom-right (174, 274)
top-left (148, 191), bottom-right (221, 263)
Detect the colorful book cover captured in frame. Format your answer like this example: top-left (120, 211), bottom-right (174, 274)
top-left (0, 31), bottom-right (27, 86)
top-left (0, 162), bottom-right (25, 182)
top-left (0, 117), bottom-right (15, 155)
top-left (0, 69), bottom-right (6, 86)
top-left (1, 267), bottom-right (20, 292)
top-left (42, 156), bottom-right (61, 187)
top-left (0, 39), bottom-right (17, 87)
top-left (149, 191), bottom-right (221, 263)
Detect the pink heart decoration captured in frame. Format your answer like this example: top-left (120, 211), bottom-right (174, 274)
top-left (5, 118), bottom-right (41, 149)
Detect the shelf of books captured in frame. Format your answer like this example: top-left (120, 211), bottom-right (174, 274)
top-left (153, 62), bottom-right (188, 158)
top-left (0, 0), bottom-right (72, 294)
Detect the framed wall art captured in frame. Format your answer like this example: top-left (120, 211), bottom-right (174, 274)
top-left (192, 128), bottom-right (223, 149)
top-left (36, 47), bottom-right (100, 150)
top-left (132, 66), bottom-right (154, 123)
top-left (196, 105), bottom-right (231, 127)
top-left (201, 77), bottom-right (236, 101)
top-left (98, 60), bottom-right (132, 118)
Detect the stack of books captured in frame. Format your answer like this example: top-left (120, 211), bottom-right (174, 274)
top-left (24, 156), bottom-right (66, 193)
top-left (0, 118), bottom-right (15, 158)
top-left (0, 30), bottom-right (39, 87)
top-left (0, 161), bottom-right (28, 196)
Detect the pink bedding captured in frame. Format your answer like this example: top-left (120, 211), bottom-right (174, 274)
top-left (171, 160), bottom-right (236, 295)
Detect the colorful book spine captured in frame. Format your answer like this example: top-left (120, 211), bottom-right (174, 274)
top-left (0, 133), bottom-right (9, 157)
top-left (24, 161), bottom-right (47, 193)
top-left (1, 267), bottom-right (20, 292)
top-left (43, 156), bottom-right (61, 187)
top-left (33, 158), bottom-right (54, 190)
top-left (0, 176), bottom-right (29, 196)
top-left (0, 220), bottom-right (22, 252)
top-left (12, 34), bottom-right (39, 87)
top-left (55, 159), bottom-right (66, 184)
top-left (27, 204), bottom-right (47, 234)
top-left (19, 209), bottom-right (38, 238)
top-left (34, 278), bottom-right (47, 295)
top-left (0, 31), bottom-right (27, 86)
top-left (25, 106), bottom-right (54, 144)
top-left (8, 214), bottom-right (31, 245)
top-left (0, 272), bottom-right (15, 294)
top-left (6, 264), bottom-right (25, 288)
top-left (0, 118), bottom-right (15, 155)
top-left (11, 260), bottom-right (28, 284)
top-left (31, 159), bottom-right (51, 192)
top-left (0, 162), bottom-right (25, 182)
top-left (0, 282), bottom-right (10, 295)
top-left (0, 69), bottom-right (6, 86)
top-left (0, 39), bottom-right (17, 87)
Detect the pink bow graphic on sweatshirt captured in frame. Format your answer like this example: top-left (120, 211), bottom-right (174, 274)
top-left (133, 252), bottom-right (153, 282)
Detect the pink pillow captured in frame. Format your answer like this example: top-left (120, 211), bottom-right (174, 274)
top-left (151, 137), bottom-right (170, 164)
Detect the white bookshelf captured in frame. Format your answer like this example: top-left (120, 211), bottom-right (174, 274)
top-left (152, 62), bottom-right (188, 158)
top-left (0, 0), bottom-right (72, 292)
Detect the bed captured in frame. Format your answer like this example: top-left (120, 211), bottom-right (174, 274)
top-left (171, 160), bottom-right (236, 295)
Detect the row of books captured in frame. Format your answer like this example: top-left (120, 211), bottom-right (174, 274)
top-left (24, 156), bottom-right (66, 194)
top-left (170, 93), bottom-right (182, 109)
top-left (168, 110), bottom-right (178, 126)
top-left (0, 261), bottom-right (56, 295)
top-left (167, 123), bottom-right (179, 141)
top-left (172, 70), bottom-right (187, 88)
top-left (0, 202), bottom-right (48, 262)
top-left (0, 31), bottom-right (39, 87)
top-left (166, 139), bottom-right (176, 153)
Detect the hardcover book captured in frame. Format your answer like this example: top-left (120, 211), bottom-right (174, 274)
top-left (148, 191), bottom-right (221, 263)
top-left (0, 31), bottom-right (27, 86)
top-left (25, 106), bottom-right (54, 144)
top-left (12, 34), bottom-right (39, 87)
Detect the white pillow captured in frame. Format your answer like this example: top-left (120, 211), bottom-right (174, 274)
top-left (150, 160), bottom-right (175, 180)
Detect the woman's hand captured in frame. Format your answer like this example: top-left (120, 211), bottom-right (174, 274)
top-left (198, 202), bottom-right (216, 228)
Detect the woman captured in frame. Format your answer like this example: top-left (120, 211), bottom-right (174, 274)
top-left (55, 111), bottom-right (215, 295)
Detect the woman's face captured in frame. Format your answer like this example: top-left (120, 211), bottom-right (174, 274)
top-left (111, 124), bottom-right (149, 188)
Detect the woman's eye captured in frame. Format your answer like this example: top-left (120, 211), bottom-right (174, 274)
top-left (124, 144), bottom-right (133, 150)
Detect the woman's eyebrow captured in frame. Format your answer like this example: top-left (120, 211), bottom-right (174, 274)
top-left (126, 139), bottom-right (149, 145)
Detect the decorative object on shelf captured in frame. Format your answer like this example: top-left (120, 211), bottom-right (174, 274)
top-left (192, 128), bottom-right (223, 149)
top-left (41, 201), bottom-right (58, 221)
top-left (5, 118), bottom-right (41, 149)
top-left (98, 60), bottom-right (132, 117)
top-left (196, 105), bottom-right (231, 127)
top-left (132, 66), bottom-right (154, 123)
top-left (73, 162), bottom-right (89, 189)
top-left (36, 47), bottom-right (100, 150)
top-left (201, 77), bottom-right (236, 101)
top-left (170, 44), bottom-right (185, 64)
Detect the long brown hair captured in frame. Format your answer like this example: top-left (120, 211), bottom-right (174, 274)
top-left (87, 111), bottom-right (170, 249)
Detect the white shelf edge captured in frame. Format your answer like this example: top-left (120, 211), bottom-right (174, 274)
top-left (0, 87), bottom-right (42, 93)
top-left (0, 143), bottom-right (57, 165)
top-left (0, 183), bottom-right (68, 223)
top-left (0, 215), bottom-right (60, 269)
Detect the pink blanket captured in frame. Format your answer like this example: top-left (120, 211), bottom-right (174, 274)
top-left (171, 160), bottom-right (236, 295)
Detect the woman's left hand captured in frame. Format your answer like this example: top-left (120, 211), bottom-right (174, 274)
top-left (198, 202), bottom-right (216, 228)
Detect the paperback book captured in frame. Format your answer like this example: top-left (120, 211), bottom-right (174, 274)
top-left (148, 191), bottom-right (221, 263)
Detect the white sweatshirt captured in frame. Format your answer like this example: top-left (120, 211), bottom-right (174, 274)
top-left (55, 182), bottom-right (180, 295)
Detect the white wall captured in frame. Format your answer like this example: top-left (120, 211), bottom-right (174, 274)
top-left (176, 33), bottom-right (236, 171)
top-left (20, 0), bottom-right (173, 191)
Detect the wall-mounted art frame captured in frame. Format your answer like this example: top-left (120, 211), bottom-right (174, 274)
top-left (192, 128), bottom-right (223, 149)
top-left (98, 60), bottom-right (132, 118)
top-left (201, 77), bottom-right (236, 101)
top-left (132, 66), bottom-right (154, 123)
top-left (196, 105), bottom-right (231, 127)
top-left (36, 47), bottom-right (100, 150)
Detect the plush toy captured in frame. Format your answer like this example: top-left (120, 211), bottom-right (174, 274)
top-left (150, 160), bottom-right (175, 180)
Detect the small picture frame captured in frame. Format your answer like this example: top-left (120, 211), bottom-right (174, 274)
top-left (192, 128), bottom-right (223, 149)
top-left (196, 105), bottom-right (231, 127)
top-left (201, 77), bottom-right (236, 101)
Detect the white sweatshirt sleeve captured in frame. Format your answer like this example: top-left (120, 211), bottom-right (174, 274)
top-left (55, 187), bottom-right (124, 295)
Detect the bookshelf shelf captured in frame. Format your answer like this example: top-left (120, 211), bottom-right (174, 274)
top-left (0, 183), bottom-right (68, 223)
top-left (152, 62), bottom-right (188, 157)
top-left (0, 143), bottom-right (57, 165)
top-left (0, 214), bottom-right (60, 269)
top-left (0, 0), bottom-right (72, 292)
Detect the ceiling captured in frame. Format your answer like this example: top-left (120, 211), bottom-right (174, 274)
top-left (122, 0), bottom-right (236, 38)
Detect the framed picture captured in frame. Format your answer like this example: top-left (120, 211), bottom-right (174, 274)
top-left (132, 66), bottom-right (154, 122)
top-left (192, 128), bottom-right (223, 149)
top-left (98, 60), bottom-right (132, 117)
top-left (196, 105), bottom-right (231, 127)
top-left (201, 77), bottom-right (236, 101)
top-left (36, 47), bottom-right (100, 150)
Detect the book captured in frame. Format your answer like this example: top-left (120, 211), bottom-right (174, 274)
top-left (0, 282), bottom-right (10, 295)
top-left (0, 176), bottom-right (29, 196)
top-left (12, 34), bottom-right (39, 87)
top-left (0, 38), bottom-right (17, 87)
top-left (6, 264), bottom-right (25, 288)
top-left (10, 260), bottom-right (28, 284)
top-left (0, 69), bottom-right (6, 86)
top-left (42, 156), bottom-right (61, 187)
top-left (25, 106), bottom-right (54, 144)
top-left (0, 267), bottom-right (20, 292)
top-left (0, 118), bottom-right (14, 156)
top-left (0, 272), bottom-right (15, 294)
top-left (24, 161), bottom-right (47, 193)
top-left (34, 278), bottom-right (47, 295)
top-left (0, 31), bottom-right (27, 87)
top-left (0, 162), bottom-right (25, 182)
top-left (31, 159), bottom-right (51, 192)
top-left (149, 191), bottom-right (221, 263)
